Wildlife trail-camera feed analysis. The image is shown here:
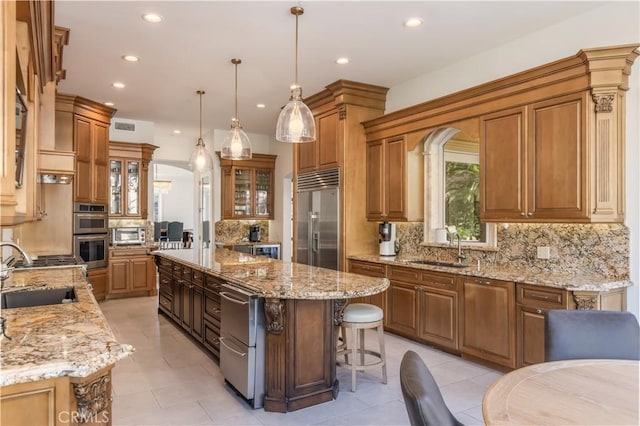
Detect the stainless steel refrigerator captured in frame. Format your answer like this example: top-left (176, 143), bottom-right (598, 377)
top-left (296, 168), bottom-right (340, 271)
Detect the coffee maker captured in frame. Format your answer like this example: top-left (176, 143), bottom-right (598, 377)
top-left (249, 224), bottom-right (261, 242)
top-left (378, 221), bottom-right (397, 256)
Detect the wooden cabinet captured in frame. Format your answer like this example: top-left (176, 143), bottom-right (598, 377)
top-left (56, 94), bottom-right (116, 205)
top-left (347, 260), bottom-right (387, 321)
top-left (366, 135), bottom-right (422, 221)
top-left (481, 93), bottom-right (589, 222)
top-left (416, 272), bottom-right (459, 351)
top-left (460, 276), bottom-right (516, 369)
top-left (108, 247), bottom-right (156, 298)
top-left (108, 142), bottom-right (157, 219)
top-left (87, 267), bottom-right (108, 302)
top-left (157, 256), bottom-right (173, 315)
top-left (218, 153), bottom-right (276, 220)
top-left (296, 111), bottom-right (340, 173)
top-left (293, 81), bottom-right (389, 269)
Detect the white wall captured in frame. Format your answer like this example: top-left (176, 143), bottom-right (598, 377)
top-left (155, 164), bottom-right (194, 229)
top-left (385, 1), bottom-right (640, 317)
top-left (109, 118), bottom-right (154, 143)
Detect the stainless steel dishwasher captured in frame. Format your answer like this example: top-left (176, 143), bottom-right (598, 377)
top-left (219, 283), bottom-right (265, 409)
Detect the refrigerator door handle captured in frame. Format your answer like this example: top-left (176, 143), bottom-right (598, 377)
top-left (312, 232), bottom-right (319, 254)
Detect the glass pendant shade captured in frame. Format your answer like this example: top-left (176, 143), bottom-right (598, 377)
top-left (222, 120), bottom-right (252, 160)
top-left (189, 138), bottom-right (213, 172)
top-left (276, 87), bottom-right (316, 143)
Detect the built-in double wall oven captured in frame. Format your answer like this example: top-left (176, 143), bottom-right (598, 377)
top-left (73, 202), bottom-right (109, 269)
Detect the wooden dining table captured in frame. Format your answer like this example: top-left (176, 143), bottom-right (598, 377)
top-left (483, 359), bottom-right (639, 425)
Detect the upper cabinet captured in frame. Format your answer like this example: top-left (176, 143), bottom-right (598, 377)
top-left (109, 142), bottom-right (158, 219)
top-left (296, 110), bottom-right (340, 174)
top-left (363, 44), bottom-right (639, 224)
top-left (56, 94), bottom-right (116, 205)
top-left (218, 153), bottom-right (277, 220)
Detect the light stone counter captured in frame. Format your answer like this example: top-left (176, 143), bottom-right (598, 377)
top-left (0, 266), bottom-right (134, 386)
top-left (154, 248), bottom-right (389, 299)
top-left (348, 254), bottom-right (632, 292)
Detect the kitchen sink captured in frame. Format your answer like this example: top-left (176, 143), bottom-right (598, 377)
top-left (407, 260), bottom-right (469, 268)
top-left (1, 287), bottom-right (76, 309)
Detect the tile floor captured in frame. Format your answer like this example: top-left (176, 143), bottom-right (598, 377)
top-left (101, 296), bottom-right (501, 426)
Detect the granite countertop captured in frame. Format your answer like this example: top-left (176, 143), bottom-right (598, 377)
top-left (0, 266), bottom-right (134, 387)
top-left (348, 254), bottom-right (632, 292)
top-left (154, 248), bottom-right (389, 300)
top-left (214, 241), bottom-right (281, 246)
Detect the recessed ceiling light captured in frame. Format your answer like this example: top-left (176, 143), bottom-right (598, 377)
top-left (173, 129), bottom-right (181, 134)
top-left (122, 55), bottom-right (140, 62)
top-left (142, 13), bottom-right (163, 23)
top-left (404, 17), bottom-right (423, 28)
top-left (112, 82), bottom-right (125, 89)
top-left (104, 102), bottom-right (114, 107)
top-left (256, 103), bottom-right (266, 109)
top-left (336, 57), bottom-right (350, 65)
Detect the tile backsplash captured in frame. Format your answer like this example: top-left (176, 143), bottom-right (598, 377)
top-left (395, 222), bottom-right (629, 278)
top-left (215, 220), bottom-right (270, 243)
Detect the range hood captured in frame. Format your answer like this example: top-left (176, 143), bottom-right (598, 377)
top-left (38, 149), bottom-right (74, 183)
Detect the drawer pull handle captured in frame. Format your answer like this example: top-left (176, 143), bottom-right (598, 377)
top-left (475, 280), bottom-right (491, 285)
top-left (530, 294), bottom-right (550, 300)
top-left (220, 292), bottom-right (249, 305)
top-left (219, 337), bottom-right (247, 357)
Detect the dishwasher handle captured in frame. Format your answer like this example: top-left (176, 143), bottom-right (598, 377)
top-left (218, 337), bottom-right (247, 357)
top-left (220, 291), bottom-right (250, 305)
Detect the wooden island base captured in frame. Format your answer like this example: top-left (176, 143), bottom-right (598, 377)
top-left (263, 298), bottom-right (344, 412)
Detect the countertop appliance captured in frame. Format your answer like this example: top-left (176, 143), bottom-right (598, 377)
top-left (219, 283), bottom-right (265, 408)
top-left (296, 168), bottom-right (339, 271)
top-left (249, 225), bottom-right (261, 242)
top-left (379, 221), bottom-right (397, 256)
top-left (111, 227), bottom-right (146, 246)
top-left (73, 203), bottom-right (108, 269)
top-left (231, 243), bottom-right (280, 260)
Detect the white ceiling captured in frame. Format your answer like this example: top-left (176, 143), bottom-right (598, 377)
top-left (55, 1), bottom-right (605, 141)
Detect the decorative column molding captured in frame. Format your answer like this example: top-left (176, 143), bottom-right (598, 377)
top-left (573, 292), bottom-right (599, 310)
top-left (73, 374), bottom-right (111, 424)
top-left (592, 93), bottom-right (615, 113)
top-left (333, 299), bottom-right (347, 325)
top-left (265, 298), bottom-right (285, 334)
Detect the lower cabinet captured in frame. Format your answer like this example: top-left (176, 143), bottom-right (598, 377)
top-left (87, 267), bottom-right (108, 301)
top-left (460, 276), bottom-right (516, 369)
top-left (387, 279), bottom-right (419, 336)
top-left (348, 260), bottom-right (388, 325)
top-left (108, 247), bottom-right (156, 298)
top-left (416, 272), bottom-right (459, 351)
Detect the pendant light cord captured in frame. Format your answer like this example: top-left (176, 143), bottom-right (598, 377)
top-left (294, 12), bottom-right (299, 87)
top-left (235, 61), bottom-right (239, 121)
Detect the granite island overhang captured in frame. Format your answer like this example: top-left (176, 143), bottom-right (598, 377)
top-left (153, 248), bottom-right (390, 413)
top-left (0, 266), bottom-right (134, 424)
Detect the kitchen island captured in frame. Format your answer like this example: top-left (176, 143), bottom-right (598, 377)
top-left (153, 248), bottom-right (389, 413)
top-left (0, 266), bottom-right (133, 425)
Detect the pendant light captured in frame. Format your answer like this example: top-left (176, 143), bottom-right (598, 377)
top-left (188, 90), bottom-right (213, 172)
top-left (221, 58), bottom-right (252, 160)
top-left (275, 6), bottom-right (316, 143)
top-left (153, 163), bottom-right (172, 193)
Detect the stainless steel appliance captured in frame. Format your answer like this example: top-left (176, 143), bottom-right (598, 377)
top-left (249, 225), bottom-right (261, 242)
top-left (111, 227), bottom-right (146, 246)
top-left (378, 221), bottom-right (397, 256)
top-left (231, 244), bottom-right (280, 260)
top-left (296, 168), bottom-right (339, 270)
top-left (219, 283), bottom-right (265, 408)
top-left (73, 203), bottom-right (108, 268)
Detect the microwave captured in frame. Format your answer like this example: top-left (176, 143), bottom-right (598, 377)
top-left (111, 227), bottom-right (146, 246)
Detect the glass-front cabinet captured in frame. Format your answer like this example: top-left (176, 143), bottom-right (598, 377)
top-left (109, 142), bottom-right (158, 219)
top-left (218, 153), bottom-right (277, 220)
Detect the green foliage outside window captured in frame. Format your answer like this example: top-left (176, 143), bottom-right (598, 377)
top-left (445, 161), bottom-right (483, 241)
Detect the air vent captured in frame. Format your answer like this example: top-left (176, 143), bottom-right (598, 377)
top-left (297, 168), bottom-right (340, 192)
top-left (114, 121), bottom-right (135, 131)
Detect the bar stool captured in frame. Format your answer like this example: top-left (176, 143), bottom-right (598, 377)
top-left (337, 303), bottom-right (387, 392)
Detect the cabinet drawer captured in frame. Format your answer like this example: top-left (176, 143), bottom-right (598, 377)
top-left (349, 260), bottom-right (386, 277)
top-left (204, 275), bottom-right (224, 294)
top-left (172, 263), bottom-right (182, 277)
top-left (192, 270), bottom-right (204, 287)
top-left (159, 292), bottom-right (172, 314)
top-left (203, 319), bottom-right (221, 357)
top-left (110, 248), bottom-right (148, 258)
top-left (181, 266), bottom-right (193, 281)
top-left (420, 272), bottom-right (456, 291)
top-left (517, 284), bottom-right (567, 309)
top-left (157, 257), bottom-right (171, 269)
top-left (388, 266), bottom-right (420, 284)
top-left (204, 291), bottom-right (221, 323)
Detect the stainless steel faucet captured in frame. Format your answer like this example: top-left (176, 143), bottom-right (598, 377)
top-left (455, 234), bottom-right (466, 264)
top-left (0, 241), bottom-right (33, 266)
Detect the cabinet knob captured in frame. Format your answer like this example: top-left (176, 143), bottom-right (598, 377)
top-left (475, 279), bottom-right (491, 285)
top-left (414, 285), bottom-right (421, 291)
top-left (527, 212), bottom-right (533, 217)
top-left (520, 212), bottom-right (526, 217)
top-left (536, 309), bottom-right (543, 314)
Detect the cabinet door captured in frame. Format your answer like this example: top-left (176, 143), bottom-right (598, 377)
top-left (109, 160), bottom-right (123, 215)
top-left (480, 107), bottom-right (526, 220)
top-left (93, 122), bottom-right (110, 204)
top-left (255, 169), bottom-right (272, 217)
top-left (88, 267), bottom-right (108, 301)
top-left (417, 287), bottom-right (458, 350)
top-left (529, 93), bottom-right (588, 220)
top-left (517, 305), bottom-right (546, 367)
top-left (297, 140), bottom-right (317, 174)
top-left (385, 137), bottom-right (407, 220)
top-left (318, 112), bottom-right (339, 169)
top-left (181, 283), bottom-right (192, 331)
top-left (129, 257), bottom-right (151, 291)
top-left (192, 286), bottom-right (204, 342)
top-left (460, 277), bottom-right (516, 368)
top-left (387, 280), bottom-right (418, 337)
top-left (74, 116), bottom-right (92, 202)
top-left (220, 168), bottom-right (234, 219)
top-left (125, 160), bottom-right (140, 216)
top-left (109, 259), bottom-right (129, 294)
top-left (233, 168), bottom-right (252, 218)
top-left (366, 140), bottom-right (385, 220)
top-left (172, 277), bottom-right (182, 321)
